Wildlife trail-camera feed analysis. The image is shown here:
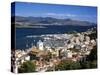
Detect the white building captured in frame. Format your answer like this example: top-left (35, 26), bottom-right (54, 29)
top-left (67, 43), bottom-right (74, 49)
top-left (91, 39), bottom-right (96, 46)
top-left (25, 55), bottom-right (30, 61)
top-left (45, 46), bottom-right (52, 52)
top-left (85, 36), bottom-right (90, 42)
top-left (75, 37), bottom-right (80, 45)
top-left (66, 50), bottom-right (73, 58)
top-left (37, 40), bottom-right (44, 50)
top-left (79, 34), bottom-right (84, 42)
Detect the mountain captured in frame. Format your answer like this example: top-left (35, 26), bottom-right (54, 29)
top-left (11, 16), bottom-right (96, 27)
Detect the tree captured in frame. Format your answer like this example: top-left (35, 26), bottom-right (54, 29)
top-left (80, 46), bottom-right (97, 69)
top-left (88, 32), bottom-right (97, 40)
top-left (55, 60), bottom-right (81, 71)
top-left (18, 61), bottom-right (36, 73)
top-left (87, 46), bottom-right (97, 61)
top-left (80, 60), bottom-right (97, 69)
top-left (47, 51), bottom-right (52, 60)
top-left (80, 61), bottom-right (91, 69)
top-left (89, 60), bottom-right (97, 68)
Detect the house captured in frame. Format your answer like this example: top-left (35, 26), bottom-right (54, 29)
top-left (66, 50), bottom-right (73, 58)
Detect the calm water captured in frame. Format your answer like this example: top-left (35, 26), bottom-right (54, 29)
top-left (15, 25), bottom-right (95, 49)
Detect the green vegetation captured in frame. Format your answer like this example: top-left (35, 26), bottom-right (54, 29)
top-left (55, 60), bottom-right (81, 71)
top-left (18, 61), bottom-right (36, 73)
top-left (46, 51), bottom-right (52, 61)
top-left (89, 32), bottom-right (97, 40)
top-left (80, 60), bottom-right (97, 69)
top-left (87, 46), bottom-right (97, 61)
top-left (80, 45), bottom-right (97, 69)
top-left (88, 27), bottom-right (97, 40)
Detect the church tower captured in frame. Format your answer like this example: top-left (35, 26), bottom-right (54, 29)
top-left (37, 40), bottom-right (44, 50)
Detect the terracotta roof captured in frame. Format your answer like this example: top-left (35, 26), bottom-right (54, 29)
top-left (31, 47), bottom-right (40, 53)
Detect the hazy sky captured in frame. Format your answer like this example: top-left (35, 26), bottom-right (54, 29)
top-left (12, 2), bottom-right (97, 23)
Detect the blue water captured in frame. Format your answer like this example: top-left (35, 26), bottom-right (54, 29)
top-left (15, 25), bottom-right (95, 49)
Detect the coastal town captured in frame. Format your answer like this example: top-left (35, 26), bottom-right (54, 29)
top-left (11, 27), bottom-right (97, 73)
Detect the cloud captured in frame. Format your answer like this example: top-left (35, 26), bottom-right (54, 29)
top-left (46, 13), bottom-right (96, 18)
top-left (46, 13), bottom-right (77, 18)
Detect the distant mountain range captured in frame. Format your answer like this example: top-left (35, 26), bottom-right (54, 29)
top-left (11, 16), bottom-right (96, 27)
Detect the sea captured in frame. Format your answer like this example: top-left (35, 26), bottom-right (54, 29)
top-left (15, 25), bottom-right (95, 49)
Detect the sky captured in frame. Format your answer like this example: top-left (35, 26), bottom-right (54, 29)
top-left (12, 2), bottom-right (97, 23)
